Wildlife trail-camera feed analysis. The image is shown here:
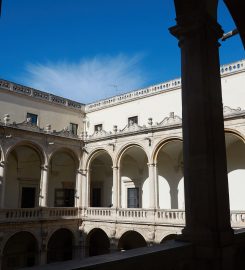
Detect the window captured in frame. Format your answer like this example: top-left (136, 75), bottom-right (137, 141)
top-left (128, 116), bottom-right (138, 126)
top-left (54, 189), bottom-right (75, 207)
top-left (69, 123), bottom-right (78, 135)
top-left (26, 113), bottom-right (38, 125)
top-left (127, 188), bottom-right (139, 208)
top-left (94, 124), bottom-right (103, 132)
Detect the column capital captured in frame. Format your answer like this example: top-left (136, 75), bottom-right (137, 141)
top-left (112, 166), bottom-right (119, 170)
top-left (0, 161), bottom-right (6, 167)
top-left (41, 164), bottom-right (49, 171)
top-left (169, 13), bottom-right (223, 46)
top-left (147, 162), bottom-right (156, 167)
top-left (76, 169), bottom-right (83, 175)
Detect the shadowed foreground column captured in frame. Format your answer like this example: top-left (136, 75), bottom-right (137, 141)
top-left (170, 1), bottom-right (234, 269)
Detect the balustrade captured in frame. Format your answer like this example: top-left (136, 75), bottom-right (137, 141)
top-left (0, 207), bottom-right (245, 229)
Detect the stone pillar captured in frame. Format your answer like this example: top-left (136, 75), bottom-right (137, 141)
top-left (170, 3), bottom-right (234, 268)
top-left (147, 163), bottom-right (156, 209)
top-left (154, 163), bottom-right (159, 209)
top-left (75, 169), bottom-right (83, 207)
top-left (81, 169), bottom-right (87, 208)
top-left (112, 166), bottom-right (119, 208)
top-left (0, 161), bottom-right (6, 208)
top-left (39, 164), bottom-right (49, 207)
top-left (85, 169), bottom-right (90, 207)
top-left (118, 167), bottom-right (122, 208)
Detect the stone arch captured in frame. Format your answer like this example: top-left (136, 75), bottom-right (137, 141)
top-left (85, 148), bottom-right (113, 171)
top-left (47, 228), bottom-right (74, 263)
top-left (151, 137), bottom-right (183, 164)
top-left (160, 233), bottom-right (177, 244)
top-left (115, 143), bottom-right (149, 167)
top-left (154, 138), bottom-right (183, 209)
top-left (87, 149), bottom-right (113, 207)
top-left (48, 148), bottom-right (78, 207)
top-left (118, 230), bottom-right (147, 251)
top-left (117, 144), bottom-right (149, 208)
top-left (2, 231), bottom-right (38, 270)
top-left (49, 147), bottom-right (79, 169)
top-left (5, 140), bottom-right (46, 165)
top-left (4, 142), bottom-right (44, 208)
top-left (225, 130), bottom-right (245, 210)
top-left (86, 228), bottom-right (110, 257)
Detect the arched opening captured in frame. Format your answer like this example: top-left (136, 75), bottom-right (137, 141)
top-left (120, 145), bottom-right (148, 208)
top-left (160, 234), bottom-right (177, 244)
top-left (2, 232), bottom-right (38, 270)
top-left (118, 231), bottom-right (147, 251)
top-left (86, 228), bottom-right (110, 257)
top-left (48, 150), bottom-right (77, 207)
top-left (225, 132), bottom-right (245, 210)
top-left (47, 228), bottom-right (73, 263)
top-left (5, 145), bottom-right (42, 208)
top-left (156, 140), bottom-right (183, 209)
top-left (89, 151), bottom-right (113, 207)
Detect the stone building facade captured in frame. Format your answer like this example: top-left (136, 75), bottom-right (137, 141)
top-left (0, 59), bottom-right (244, 269)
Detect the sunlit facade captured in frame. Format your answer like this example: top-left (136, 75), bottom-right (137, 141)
top-left (0, 59), bottom-right (244, 269)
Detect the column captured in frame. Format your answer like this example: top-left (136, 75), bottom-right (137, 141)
top-left (154, 163), bottom-right (159, 209)
top-left (147, 163), bottom-right (156, 209)
top-left (0, 161), bottom-right (6, 208)
top-left (85, 169), bottom-right (90, 207)
top-left (75, 169), bottom-right (83, 207)
top-left (112, 166), bottom-right (119, 208)
top-left (39, 164), bottom-right (49, 207)
top-left (81, 169), bottom-right (87, 208)
top-left (170, 1), bottom-right (234, 267)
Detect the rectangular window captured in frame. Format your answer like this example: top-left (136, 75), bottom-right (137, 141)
top-left (26, 113), bottom-right (38, 125)
top-left (54, 189), bottom-right (75, 207)
top-left (69, 123), bottom-right (78, 135)
top-left (94, 124), bottom-right (103, 132)
top-left (127, 187), bottom-right (139, 208)
top-left (128, 116), bottom-right (138, 125)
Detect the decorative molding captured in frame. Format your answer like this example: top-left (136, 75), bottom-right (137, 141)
top-left (120, 122), bottom-right (144, 133)
top-left (157, 112), bottom-right (182, 127)
top-left (223, 106), bottom-right (243, 116)
top-left (89, 129), bottom-right (111, 138)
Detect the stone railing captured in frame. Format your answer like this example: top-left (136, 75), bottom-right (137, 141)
top-left (0, 207), bottom-right (79, 222)
top-left (86, 59), bottom-right (245, 112)
top-left (1, 207), bottom-right (245, 229)
top-left (0, 79), bottom-right (84, 111)
top-left (230, 211), bottom-right (245, 228)
top-left (82, 207), bottom-right (185, 226)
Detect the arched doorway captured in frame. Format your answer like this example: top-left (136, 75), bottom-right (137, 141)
top-left (225, 132), bottom-right (245, 210)
top-left (118, 231), bottom-right (147, 251)
top-left (89, 151), bottom-right (113, 207)
top-left (119, 145), bottom-right (148, 208)
top-left (86, 228), bottom-right (110, 256)
top-left (5, 144), bottom-right (42, 208)
top-left (48, 150), bottom-right (77, 207)
top-left (156, 140), bottom-right (183, 209)
top-left (47, 228), bottom-right (73, 263)
top-left (2, 232), bottom-right (38, 270)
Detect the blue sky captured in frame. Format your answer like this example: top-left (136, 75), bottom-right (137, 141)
top-left (0, 0), bottom-right (244, 103)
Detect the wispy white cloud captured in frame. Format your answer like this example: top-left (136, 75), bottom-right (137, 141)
top-left (22, 54), bottom-right (147, 103)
